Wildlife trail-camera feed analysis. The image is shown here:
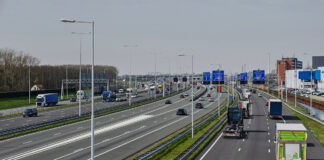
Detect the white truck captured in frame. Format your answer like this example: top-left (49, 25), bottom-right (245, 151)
top-left (126, 88), bottom-right (137, 98)
top-left (276, 123), bottom-right (307, 160)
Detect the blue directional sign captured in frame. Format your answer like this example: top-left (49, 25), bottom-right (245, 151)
top-left (237, 74), bottom-right (241, 80)
top-left (299, 70), bottom-right (321, 80)
top-left (212, 70), bottom-right (224, 81)
top-left (240, 73), bottom-right (248, 81)
top-left (253, 70), bottom-right (265, 81)
top-left (203, 72), bottom-right (211, 82)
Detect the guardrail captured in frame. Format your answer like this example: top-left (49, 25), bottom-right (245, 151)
top-left (174, 89), bottom-right (239, 160)
top-left (0, 88), bottom-right (189, 137)
top-left (258, 89), bottom-right (324, 126)
top-left (134, 87), bottom-right (237, 160)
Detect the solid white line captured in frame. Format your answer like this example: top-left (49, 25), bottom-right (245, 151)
top-left (199, 133), bottom-right (223, 160)
top-left (55, 126), bottom-right (147, 160)
top-left (282, 117), bottom-right (286, 123)
top-left (91, 116), bottom-right (188, 160)
top-left (4, 115), bottom-right (153, 160)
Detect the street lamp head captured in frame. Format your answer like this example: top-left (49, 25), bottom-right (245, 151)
top-left (60, 18), bottom-right (76, 23)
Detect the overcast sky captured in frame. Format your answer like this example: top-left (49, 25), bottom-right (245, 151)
top-left (1, 0), bottom-right (323, 75)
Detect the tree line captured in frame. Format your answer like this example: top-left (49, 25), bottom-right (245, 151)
top-left (0, 48), bottom-right (118, 93)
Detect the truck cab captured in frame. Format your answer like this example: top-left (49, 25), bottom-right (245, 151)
top-left (223, 108), bottom-right (244, 138)
top-left (36, 93), bottom-right (58, 107)
top-left (102, 91), bottom-right (116, 102)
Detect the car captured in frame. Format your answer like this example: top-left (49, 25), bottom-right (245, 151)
top-left (176, 108), bottom-right (188, 115)
top-left (197, 86), bottom-right (200, 90)
top-left (180, 94), bottom-right (185, 98)
top-left (184, 93), bottom-right (189, 96)
top-left (195, 103), bottom-right (203, 109)
top-left (199, 97), bottom-right (205, 101)
top-left (70, 97), bottom-right (76, 102)
top-left (165, 99), bottom-right (172, 104)
top-left (257, 93), bottom-right (262, 97)
top-left (206, 94), bottom-right (211, 97)
top-left (130, 95), bottom-right (137, 98)
top-left (208, 98), bottom-right (214, 102)
top-left (317, 92), bottom-right (324, 96)
top-left (265, 101), bottom-right (269, 106)
top-left (23, 108), bottom-right (38, 117)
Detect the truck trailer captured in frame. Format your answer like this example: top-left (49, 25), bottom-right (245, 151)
top-left (223, 108), bottom-right (244, 138)
top-left (240, 100), bottom-right (251, 119)
top-left (276, 123), bottom-right (307, 160)
top-left (36, 93), bottom-right (58, 107)
top-left (268, 99), bottom-right (283, 119)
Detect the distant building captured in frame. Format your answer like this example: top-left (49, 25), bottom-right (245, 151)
top-left (285, 67), bottom-right (324, 92)
top-left (313, 56), bottom-right (324, 69)
top-left (31, 84), bottom-right (44, 91)
top-left (277, 57), bottom-right (303, 85)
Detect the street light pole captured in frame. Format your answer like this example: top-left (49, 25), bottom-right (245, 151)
top-left (178, 54), bottom-right (194, 139)
top-left (29, 65), bottom-right (31, 104)
top-left (304, 53), bottom-right (313, 115)
top-left (71, 32), bottom-right (90, 117)
top-left (60, 18), bottom-right (95, 160)
top-left (211, 64), bottom-right (222, 117)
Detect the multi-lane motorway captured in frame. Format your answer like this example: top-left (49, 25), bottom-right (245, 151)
top-left (0, 92), bottom-right (152, 131)
top-left (198, 92), bottom-right (324, 160)
top-left (0, 86), bottom-right (227, 160)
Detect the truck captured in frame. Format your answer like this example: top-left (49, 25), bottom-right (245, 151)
top-left (268, 99), bottom-right (283, 119)
top-left (223, 108), bottom-right (244, 138)
top-left (240, 100), bottom-right (251, 119)
top-left (242, 88), bottom-right (251, 100)
top-left (36, 93), bottom-right (58, 107)
top-left (275, 123), bottom-right (307, 160)
top-left (102, 91), bottom-right (116, 102)
top-left (76, 90), bottom-right (84, 100)
top-left (126, 88), bottom-right (137, 98)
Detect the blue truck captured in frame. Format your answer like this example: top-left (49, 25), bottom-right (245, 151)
top-left (36, 93), bottom-right (58, 107)
top-left (223, 108), bottom-right (244, 137)
top-left (268, 99), bottom-right (282, 119)
top-left (102, 91), bottom-right (116, 102)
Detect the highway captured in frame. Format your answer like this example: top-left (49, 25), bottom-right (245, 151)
top-left (198, 92), bottom-right (324, 160)
top-left (0, 91), bottom-right (154, 131)
top-left (0, 86), bottom-right (227, 160)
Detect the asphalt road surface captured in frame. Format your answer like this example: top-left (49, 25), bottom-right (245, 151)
top-left (198, 93), bottom-right (324, 160)
top-left (0, 91), bottom-right (153, 131)
top-left (0, 86), bottom-right (227, 160)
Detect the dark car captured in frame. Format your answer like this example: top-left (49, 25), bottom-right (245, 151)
top-left (195, 103), bottom-right (203, 109)
top-left (206, 94), bottom-right (211, 97)
top-left (165, 99), bottom-right (172, 104)
top-left (180, 94), bottom-right (185, 98)
top-left (23, 108), bottom-right (38, 117)
top-left (70, 97), bottom-right (77, 102)
top-left (176, 108), bottom-right (188, 115)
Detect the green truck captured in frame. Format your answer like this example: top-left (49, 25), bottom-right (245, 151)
top-left (276, 123), bottom-right (307, 160)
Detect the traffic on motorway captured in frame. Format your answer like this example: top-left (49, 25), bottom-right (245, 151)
top-left (1, 1), bottom-right (324, 160)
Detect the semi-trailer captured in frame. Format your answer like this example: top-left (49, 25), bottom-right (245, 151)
top-left (223, 107), bottom-right (244, 138)
top-left (268, 99), bottom-right (283, 119)
top-left (36, 93), bottom-right (58, 107)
